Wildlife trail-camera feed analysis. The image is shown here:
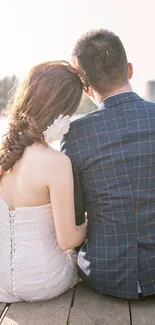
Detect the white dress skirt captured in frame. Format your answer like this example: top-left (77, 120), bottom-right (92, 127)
top-left (0, 198), bottom-right (78, 302)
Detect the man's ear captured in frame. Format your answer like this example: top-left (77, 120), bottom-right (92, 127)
top-left (128, 62), bottom-right (133, 80)
top-left (86, 87), bottom-right (94, 98)
top-left (85, 87), bottom-right (97, 105)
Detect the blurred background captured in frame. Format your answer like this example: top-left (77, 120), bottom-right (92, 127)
top-left (0, 0), bottom-right (155, 135)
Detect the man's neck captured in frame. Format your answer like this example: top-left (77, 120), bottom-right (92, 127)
top-left (94, 84), bottom-right (132, 105)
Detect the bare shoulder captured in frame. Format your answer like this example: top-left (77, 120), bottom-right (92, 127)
top-left (40, 145), bottom-right (72, 173)
top-left (23, 143), bottom-right (72, 187)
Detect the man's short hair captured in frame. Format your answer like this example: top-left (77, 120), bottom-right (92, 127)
top-left (72, 29), bottom-right (128, 94)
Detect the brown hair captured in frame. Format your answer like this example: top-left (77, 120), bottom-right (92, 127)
top-left (72, 29), bottom-right (128, 94)
top-left (0, 61), bottom-right (83, 176)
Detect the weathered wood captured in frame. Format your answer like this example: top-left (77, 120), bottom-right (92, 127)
top-left (69, 282), bottom-right (130, 325)
top-left (1, 289), bottom-right (73, 325)
top-left (130, 297), bottom-right (155, 325)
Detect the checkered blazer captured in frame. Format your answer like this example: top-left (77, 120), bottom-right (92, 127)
top-left (61, 92), bottom-right (155, 299)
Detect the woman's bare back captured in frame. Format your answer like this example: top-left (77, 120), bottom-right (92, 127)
top-left (0, 143), bottom-right (62, 209)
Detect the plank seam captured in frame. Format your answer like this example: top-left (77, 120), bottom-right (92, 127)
top-left (128, 300), bottom-right (133, 325)
top-left (66, 286), bottom-right (76, 325)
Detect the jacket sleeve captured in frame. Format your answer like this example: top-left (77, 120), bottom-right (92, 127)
top-left (60, 133), bottom-right (85, 226)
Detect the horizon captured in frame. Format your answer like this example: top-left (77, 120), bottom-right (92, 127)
top-left (0, 0), bottom-right (155, 97)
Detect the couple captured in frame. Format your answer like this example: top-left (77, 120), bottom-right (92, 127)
top-left (0, 29), bottom-right (155, 302)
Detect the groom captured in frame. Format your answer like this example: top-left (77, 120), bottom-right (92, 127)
top-left (61, 29), bottom-right (155, 299)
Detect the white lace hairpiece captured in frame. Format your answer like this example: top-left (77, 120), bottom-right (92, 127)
top-left (43, 114), bottom-right (71, 145)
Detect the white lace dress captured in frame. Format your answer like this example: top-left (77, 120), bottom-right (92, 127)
top-left (0, 198), bottom-right (78, 302)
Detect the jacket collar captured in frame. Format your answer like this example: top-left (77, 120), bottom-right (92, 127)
top-left (98, 92), bottom-right (143, 110)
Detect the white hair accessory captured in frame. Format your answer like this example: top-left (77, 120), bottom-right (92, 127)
top-left (43, 114), bottom-right (71, 145)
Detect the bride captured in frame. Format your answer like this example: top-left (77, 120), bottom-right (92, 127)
top-left (0, 61), bottom-right (87, 302)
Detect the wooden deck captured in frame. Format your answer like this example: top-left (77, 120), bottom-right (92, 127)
top-left (0, 283), bottom-right (154, 325)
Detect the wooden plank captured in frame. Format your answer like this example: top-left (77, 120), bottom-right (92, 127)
top-left (69, 282), bottom-right (130, 325)
top-left (1, 289), bottom-right (73, 325)
top-left (0, 304), bottom-right (6, 316)
top-left (130, 297), bottom-right (155, 325)
top-left (0, 304), bottom-right (8, 324)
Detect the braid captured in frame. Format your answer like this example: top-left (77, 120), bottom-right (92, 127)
top-left (0, 60), bottom-right (84, 177)
top-left (0, 117), bottom-right (41, 176)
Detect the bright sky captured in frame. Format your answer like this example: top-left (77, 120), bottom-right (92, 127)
top-left (0, 0), bottom-right (155, 97)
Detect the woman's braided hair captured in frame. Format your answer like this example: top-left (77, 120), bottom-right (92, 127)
top-left (0, 61), bottom-right (83, 177)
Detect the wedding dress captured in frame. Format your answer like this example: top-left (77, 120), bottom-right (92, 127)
top-left (0, 197), bottom-right (78, 302)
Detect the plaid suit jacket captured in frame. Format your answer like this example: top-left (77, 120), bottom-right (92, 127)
top-left (61, 92), bottom-right (155, 299)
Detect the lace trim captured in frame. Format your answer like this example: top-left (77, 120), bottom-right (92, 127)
top-left (9, 209), bottom-right (20, 301)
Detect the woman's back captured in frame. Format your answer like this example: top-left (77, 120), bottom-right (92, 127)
top-left (0, 144), bottom-right (55, 209)
top-left (0, 145), bottom-right (79, 302)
